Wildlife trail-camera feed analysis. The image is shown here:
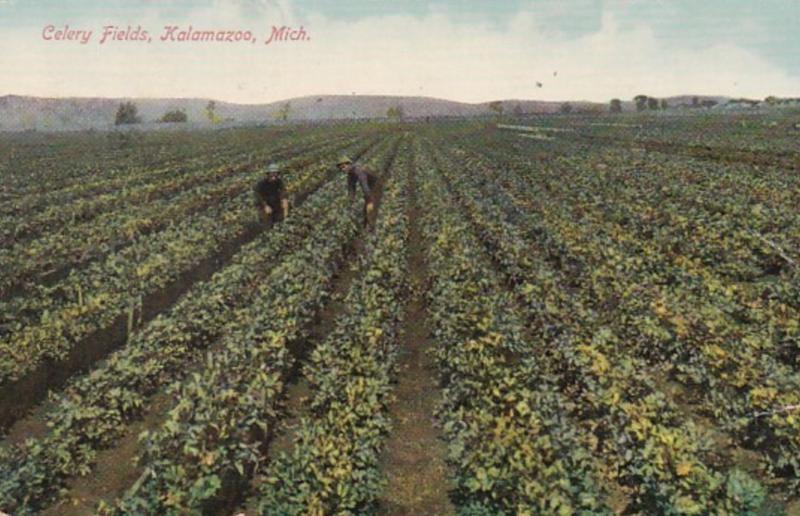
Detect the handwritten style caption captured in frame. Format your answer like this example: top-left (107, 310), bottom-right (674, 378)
top-left (41, 25), bottom-right (310, 46)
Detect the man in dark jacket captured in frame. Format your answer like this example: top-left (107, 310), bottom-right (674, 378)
top-left (337, 155), bottom-right (377, 227)
top-left (253, 163), bottom-right (289, 226)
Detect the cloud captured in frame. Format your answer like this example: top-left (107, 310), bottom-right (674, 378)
top-left (0, 2), bottom-right (798, 103)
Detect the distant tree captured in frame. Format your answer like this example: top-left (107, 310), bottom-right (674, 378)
top-left (386, 105), bottom-right (405, 120)
top-left (560, 102), bottom-right (573, 114)
top-left (275, 101), bottom-right (291, 121)
top-left (634, 95), bottom-right (648, 112)
top-left (206, 101), bottom-right (221, 124)
top-left (610, 98), bottom-right (623, 113)
top-left (513, 104), bottom-right (524, 116)
top-left (160, 109), bottom-right (188, 123)
top-left (115, 102), bottom-right (141, 125)
top-left (764, 96), bottom-right (779, 105)
top-left (691, 96), bottom-right (700, 108)
top-left (660, 99), bottom-right (669, 110)
top-left (488, 101), bottom-right (504, 117)
top-left (647, 97), bottom-right (659, 110)
top-left (701, 99), bottom-right (718, 109)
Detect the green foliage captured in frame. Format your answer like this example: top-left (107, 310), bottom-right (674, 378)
top-left (205, 100), bottom-right (221, 124)
top-left (114, 193), bottom-right (362, 514)
top-left (114, 101), bottom-right (141, 125)
top-left (3, 119), bottom-right (800, 514)
top-left (159, 109), bottom-right (188, 123)
top-left (386, 105), bottom-right (404, 119)
top-left (426, 132), bottom-right (780, 513)
top-left (0, 133), bottom-right (392, 514)
top-left (275, 101), bottom-right (291, 122)
top-left (438, 127), bottom-right (800, 506)
top-left (416, 141), bottom-right (611, 514)
top-left (258, 138), bottom-right (410, 514)
top-left (0, 133), bottom-right (376, 388)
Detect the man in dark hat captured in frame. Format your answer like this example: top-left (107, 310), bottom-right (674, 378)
top-left (337, 155), bottom-right (377, 227)
top-left (253, 163), bottom-right (289, 226)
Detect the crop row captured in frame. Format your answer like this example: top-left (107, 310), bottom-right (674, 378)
top-left (473, 131), bottom-right (800, 314)
top-left (472, 127), bottom-right (800, 276)
top-left (412, 140), bottom-right (614, 514)
top-left (0, 178), bottom-right (344, 513)
top-left (0, 132), bottom-right (353, 248)
top-left (558, 114), bottom-right (800, 161)
top-left (258, 138), bottom-right (411, 513)
top-left (448, 136), bottom-right (800, 492)
top-left (0, 142), bottom-right (376, 514)
top-left (106, 135), bottom-right (402, 514)
top-left (0, 135), bottom-right (383, 394)
top-left (0, 132), bottom-right (370, 296)
top-left (447, 134), bottom-right (797, 376)
top-left (109, 192), bottom-right (362, 514)
top-left (0, 141), bottom-right (246, 241)
top-left (426, 140), bottom-right (768, 513)
top-left (0, 126), bottom-right (305, 215)
top-left (492, 114), bottom-right (800, 168)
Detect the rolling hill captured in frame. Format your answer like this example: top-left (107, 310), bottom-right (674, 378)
top-left (0, 93), bottom-right (734, 132)
top-left (0, 94), bottom-right (600, 131)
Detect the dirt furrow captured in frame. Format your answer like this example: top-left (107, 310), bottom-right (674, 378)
top-left (377, 153), bottom-right (455, 516)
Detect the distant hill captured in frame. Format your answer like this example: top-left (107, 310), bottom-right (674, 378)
top-left (0, 96), bottom-right (270, 132)
top-left (0, 94), bottom-right (603, 132)
top-left (0, 93), bottom-right (748, 132)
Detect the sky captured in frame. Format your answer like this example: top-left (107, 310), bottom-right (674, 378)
top-left (1, 0), bottom-right (799, 104)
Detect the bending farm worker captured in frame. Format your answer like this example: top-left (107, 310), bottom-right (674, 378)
top-left (337, 155), bottom-right (377, 227)
top-left (253, 163), bottom-right (290, 227)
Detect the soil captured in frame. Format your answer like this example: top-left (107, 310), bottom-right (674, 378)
top-left (377, 156), bottom-right (455, 515)
top-left (41, 391), bottom-right (174, 516)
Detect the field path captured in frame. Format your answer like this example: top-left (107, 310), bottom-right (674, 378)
top-left (377, 155), bottom-right (455, 515)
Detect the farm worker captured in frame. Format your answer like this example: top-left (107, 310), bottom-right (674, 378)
top-left (253, 163), bottom-right (290, 226)
top-left (337, 155), bottom-right (377, 227)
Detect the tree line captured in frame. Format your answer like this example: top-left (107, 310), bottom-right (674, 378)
top-left (114, 102), bottom-right (188, 125)
top-left (608, 95), bottom-right (721, 113)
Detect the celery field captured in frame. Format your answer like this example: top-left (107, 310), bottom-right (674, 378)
top-left (1, 113), bottom-right (799, 515)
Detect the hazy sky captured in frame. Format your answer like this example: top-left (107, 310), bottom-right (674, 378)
top-left (1, 0), bottom-right (798, 103)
